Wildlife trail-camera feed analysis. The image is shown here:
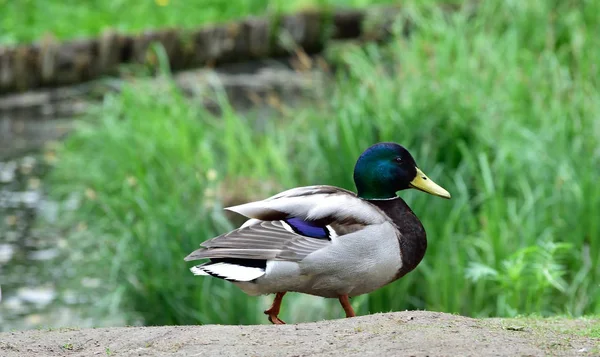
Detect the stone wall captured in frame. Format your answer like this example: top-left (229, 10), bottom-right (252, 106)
top-left (0, 7), bottom-right (412, 95)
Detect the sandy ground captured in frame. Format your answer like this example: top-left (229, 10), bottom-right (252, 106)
top-left (1, 311), bottom-right (598, 357)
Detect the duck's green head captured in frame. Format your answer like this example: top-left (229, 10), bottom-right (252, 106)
top-left (353, 142), bottom-right (451, 200)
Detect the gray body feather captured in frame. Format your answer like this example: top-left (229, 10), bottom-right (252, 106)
top-left (185, 185), bottom-right (410, 298)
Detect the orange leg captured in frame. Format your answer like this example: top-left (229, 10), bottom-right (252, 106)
top-left (338, 294), bottom-right (356, 318)
top-left (264, 292), bottom-right (286, 324)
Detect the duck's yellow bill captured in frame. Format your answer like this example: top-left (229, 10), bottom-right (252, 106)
top-left (409, 168), bottom-right (451, 199)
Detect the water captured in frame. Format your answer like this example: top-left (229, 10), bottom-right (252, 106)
top-left (0, 154), bottom-right (97, 331)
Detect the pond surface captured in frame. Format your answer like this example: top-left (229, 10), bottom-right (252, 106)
top-left (0, 154), bottom-right (104, 331)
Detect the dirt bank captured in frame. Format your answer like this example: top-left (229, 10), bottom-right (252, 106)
top-left (1, 311), bottom-right (598, 357)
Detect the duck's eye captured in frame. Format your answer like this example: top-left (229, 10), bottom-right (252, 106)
top-left (394, 157), bottom-right (403, 164)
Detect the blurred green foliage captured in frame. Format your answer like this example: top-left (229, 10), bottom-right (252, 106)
top-left (44, 0), bottom-right (600, 326)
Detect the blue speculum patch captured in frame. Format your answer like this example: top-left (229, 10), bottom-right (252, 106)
top-left (284, 217), bottom-right (330, 239)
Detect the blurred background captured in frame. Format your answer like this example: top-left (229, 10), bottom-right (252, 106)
top-left (1, 0), bottom-right (599, 331)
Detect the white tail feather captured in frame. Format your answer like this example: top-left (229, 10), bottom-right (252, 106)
top-left (190, 266), bottom-right (210, 276)
top-left (191, 263), bottom-right (265, 282)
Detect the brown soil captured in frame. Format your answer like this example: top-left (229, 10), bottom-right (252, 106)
top-left (1, 311), bottom-right (598, 357)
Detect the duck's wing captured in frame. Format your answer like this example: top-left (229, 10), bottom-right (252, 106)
top-left (184, 185), bottom-right (388, 264)
top-left (228, 185), bottom-right (387, 226)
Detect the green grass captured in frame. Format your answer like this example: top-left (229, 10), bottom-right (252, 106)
top-left (46, 0), bottom-right (600, 326)
top-left (0, 0), bottom-right (404, 45)
top-left (580, 326), bottom-right (600, 339)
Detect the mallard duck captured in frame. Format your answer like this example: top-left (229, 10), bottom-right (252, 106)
top-left (185, 142), bottom-right (450, 324)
